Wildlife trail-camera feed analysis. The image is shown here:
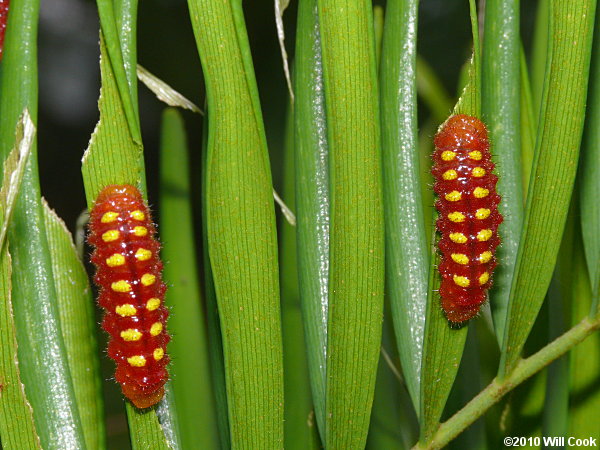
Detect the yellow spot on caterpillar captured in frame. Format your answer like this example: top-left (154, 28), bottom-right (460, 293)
top-left (141, 273), bottom-right (156, 286)
top-left (472, 167), bottom-right (486, 177)
top-left (469, 150), bottom-right (482, 160)
top-left (479, 272), bottom-right (490, 285)
top-left (121, 329), bottom-right (142, 341)
top-left (473, 187), bottom-right (489, 198)
top-left (102, 230), bottom-right (120, 242)
top-left (451, 253), bottom-right (469, 265)
top-left (449, 232), bottom-right (468, 244)
top-left (150, 322), bottom-right (163, 336)
top-left (130, 210), bottom-right (145, 220)
top-left (477, 229), bottom-right (493, 241)
top-left (476, 208), bottom-right (491, 220)
top-left (441, 150), bottom-right (456, 161)
top-left (135, 248), bottom-right (152, 261)
top-left (106, 253), bottom-right (125, 267)
top-left (115, 304), bottom-right (137, 317)
top-left (479, 251), bottom-right (493, 263)
top-left (448, 211), bottom-right (465, 223)
top-left (127, 355), bottom-right (146, 367)
top-left (445, 190), bottom-right (462, 202)
top-left (442, 169), bottom-right (458, 180)
top-left (133, 226), bottom-right (148, 237)
top-left (111, 280), bottom-right (131, 293)
top-left (453, 275), bottom-right (470, 288)
top-left (146, 298), bottom-right (161, 311)
top-left (101, 212), bottom-right (119, 223)
top-left (153, 348), bottom-right (164, 361)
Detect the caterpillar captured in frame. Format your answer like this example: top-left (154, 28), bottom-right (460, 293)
top-left (88, 184), bottom-right (170, 408)
top-left (432, 115), bottom-right (503, 323)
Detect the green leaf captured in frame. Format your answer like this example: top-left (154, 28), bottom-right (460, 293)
top-left (187, 0), bottom-right (284, 446)
top-left (42, 201), bottom-right (105, 450)
top-left (294, 0), bottom-right (330, 439)
top-left (367, 316), bottom-right (418, 450)
top-left (499, 0), bottom-right (597, 377)
top-left (446, 327), bottom-right (488, 450)
top-left (95, 0), bottom-right (141, 142)
top-left (568, 233), bottom-right (600, 440)
top-left (280, 107), bottom-right (320, 449)
top-left (0, 114), bottom-right (40, 450)
top-left (482, 0), bottom-right (523, 342)
top-left (0, 110), bottom-right (34, 250)
top-left (519, 45), bottom-right (536, 200)
top-left (201, 111), bottom-right (230, 449)
top-left (0, 0), bottom-right (85, 445)
top-left (81, 37), bottom-right (144, 202)
top-left (419, 0), bottom-right (479, 443)
top-left (81, 5), bottom-right (177, 446)
top-left (380, 0), bottom-right (428, 411)
top-left (316, 1), bottom-right (385, 447)
top-left (159, 108), bottom-right (218, 449)
top-left (580, 2), bottom-right (600, 315)
top-left (531, 0), bottom-right (550, 123)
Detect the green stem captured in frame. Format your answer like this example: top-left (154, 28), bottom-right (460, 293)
top-left (414, 316), bottom-right (600, 450)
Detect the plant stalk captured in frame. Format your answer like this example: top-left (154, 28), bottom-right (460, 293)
top-left (414, 316), bottom-right (600, 450)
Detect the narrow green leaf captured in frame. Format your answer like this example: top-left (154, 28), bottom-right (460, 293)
top-left (159, 108), bottom-right (218, 449)
top-left (316, 1), bottom-right (385, 447)
top-left (580, 2), bottom-right (600, 315)
top-left (294, 0), bottom-right (329, 438)
top-left (418, 119), bottom-right (437, 248)
top-left (0, 110), bottom-right (33, 250)
top-left (42, 201), bottom-right (105, 450)
top-left (454, 0), bottom-right (481, 117)
top-left (499, 0), bottom-right (597, 377)
top-left (419, 265), bottom-right (468, 443)
top-left (81, 37), bottom-right (144, 201)
top-left (542, 203), bottom-right (579, 440)
top-left (113, 0), bottom-right (139, 109)
top-left (125, 407), bottom-right (172, 450)
top-left (0, 118), bottom-right (40, 450)
top-left (81, 21), bottom-right (176, 450)
top-left (280, 107), bottom-right (320, 449)
top-left (568, 233), bottom-right (600, 440)
top-left (531, 0), bottom-right (549, 122)
top-left (482, 0), bottom-right (523, 343)
top-left (0, 0), bottom-right (85, 445)
top-left (419, 0), bottom-right (480, 444)
top-left (380, 0), bottom-right (427, 411)
top-left (367, 315), bottom-right (418, 450)
top-left (0, 251), bottom-right (41, 450)
top-left (187, 0), bottom-right (284, 446)
top-left (201, 112), bottom-right (230, 449)
top-left (95, 0), bottom-right (141, 142)
top-left (447, 327), bottom-right (487, 450)
top-left (542, 286), bottom-right (569, 440)
top-left (519, 45), bottom-right (536, 199)
top-left (373, 5), bottom-right (384, 66)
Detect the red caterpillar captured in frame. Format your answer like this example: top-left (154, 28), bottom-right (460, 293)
top-left (0, 0), bottom-right (9, 62)
top-left (88, 185), bottom-right (170, 408)
top-left (432, 115), bottom-right (502, 323)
